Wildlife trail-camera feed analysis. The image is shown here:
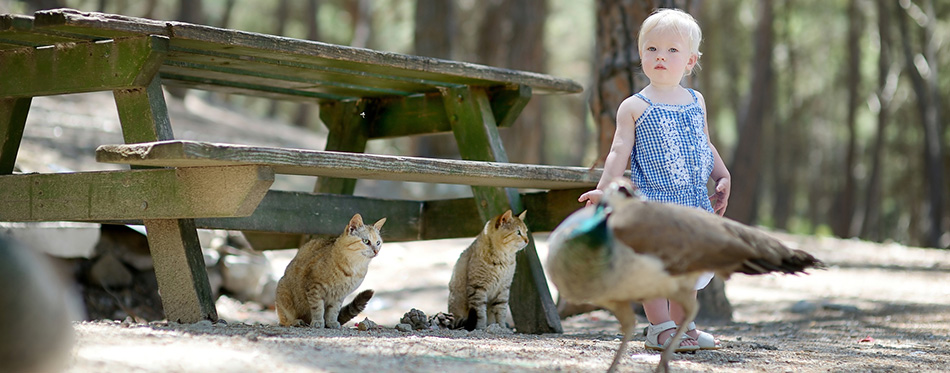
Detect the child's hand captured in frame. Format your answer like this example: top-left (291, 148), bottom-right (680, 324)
top-left (709, 178), bottom-right (731, 216)
top-left (578, 190), bottom-right (604, 207)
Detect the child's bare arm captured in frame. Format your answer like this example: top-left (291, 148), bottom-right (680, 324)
top-left (579, 96), bottom-right (645, 206)
top-left (697, 91), bottom-right (731, 216)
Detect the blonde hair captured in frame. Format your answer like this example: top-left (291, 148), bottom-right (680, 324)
top-left (638, 8), bottom-right (703, 71)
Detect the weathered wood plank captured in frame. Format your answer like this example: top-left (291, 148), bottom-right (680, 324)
top-left (0, 36), bottom-right (168, 98)
top-left (316, 100), bottom-right (370, 195)
top-left (96, 189), bottom-right (581, 248)
top-left (96, 140), bottom-right (606, 190)
top-left (197, 191), bottom-right (420, 239)
top-left (0, 166), bottom-right (274, 221)
top-left (0, 98), bottom-right (31, 174)
top-left (0, 14), bottom-right (87, 48)
top-left (368, 86), bottom-right (529, 139)
top-left (29, 9), bottom-right (582, 95)
top-left (144, 218), bottom-right (218, 323)
top-left (115, 77), bottom-right (174, 144)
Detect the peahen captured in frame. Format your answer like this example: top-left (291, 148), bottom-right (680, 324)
top-left (546, 179), bottom-right (824, 373)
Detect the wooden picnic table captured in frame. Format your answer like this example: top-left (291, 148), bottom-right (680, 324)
top-left (0, 9), bottom-right (592, 334)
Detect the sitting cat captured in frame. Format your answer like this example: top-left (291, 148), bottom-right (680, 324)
top-left (448, 210), bottom-right (529, 331)
top-left (276, 213), bottom-right (386, 328)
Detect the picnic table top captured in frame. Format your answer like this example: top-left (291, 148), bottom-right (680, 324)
top-left (0, 9), bottom-right (583, 102)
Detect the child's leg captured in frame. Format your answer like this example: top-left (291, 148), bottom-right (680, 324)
top-left (668, 291), bottom-right (718, 343)
top-left (643, 298), bottom-right (698, 346)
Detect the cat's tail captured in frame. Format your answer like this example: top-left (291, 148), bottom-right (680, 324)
top-left (337, 289), bottom-right (374, 325)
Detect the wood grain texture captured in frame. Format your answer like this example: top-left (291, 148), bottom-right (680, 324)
top-left (0, 166), bottom-right (273, 221)
top-left (21, 9), bottom-right (581, 97)
top-left (97, 140), bottom-right (606, 190)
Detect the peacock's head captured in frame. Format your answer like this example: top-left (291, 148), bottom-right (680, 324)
top-left (603, 178), bottom-right (645, 206)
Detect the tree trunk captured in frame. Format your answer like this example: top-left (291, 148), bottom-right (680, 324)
top-left (471, 0), bottom-right (548, 164)
top-left (219, 0), bottom-right (237, 29)
top-left (503, 0), bottom-right (548, 164)
top-left (165, 0), bottom-right (205, 99)
top-left (589, 0), bottom-right (656, 159)
top-left (770, 1), bottom-right (797, 231)
top-left (860, 0), bottom-right (896, 241)
top-left (348, 0), bottom-right (373, 49)
top-left (724, 0), bottom-right (774, 225)
top-left (177, 0), bottom-right (204, 25)
top-left (267, 0), bottom-right (293, 119)
top-left (897, 0), bottom-right (946, 248)
top-left (24, 0), bottom-right (63, 11)
top-left (410, 0), bottom-right (458, 158)
top-left (831, 0), bottom-right (862, 239)
top-left (294, 0), bottom-right (323, 129)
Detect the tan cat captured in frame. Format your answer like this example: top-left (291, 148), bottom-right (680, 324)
top-left (448, 209), bottom-right (529, 331)
top-left (276, 213), bottom-right (386, 328)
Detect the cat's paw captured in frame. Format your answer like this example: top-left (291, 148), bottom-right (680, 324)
top-left (292, 320), bottom-right (307, 327)
top-left (325, 321), bottom-right (341, 329)
top-left (309, 320), bottom-right (325, 328)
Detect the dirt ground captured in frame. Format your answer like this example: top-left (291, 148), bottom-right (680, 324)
top-left (62, 232), bottom-right (950, 372)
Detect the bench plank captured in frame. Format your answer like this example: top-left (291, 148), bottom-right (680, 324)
top-left (96, 140), bottom-right (605, 190)
top-left (92, 188), bottom-right (587, 247)
top-left (0, 166), bottom-right (273, 221)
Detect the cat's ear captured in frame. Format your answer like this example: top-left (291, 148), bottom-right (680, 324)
top-left (496, 210), bottom-right (513, 229)
top-left (518, 210), bottom-right (527, 221)
top-left (348, 214), bottom-right (364, 234)
top-left (373, 217), bottom-right (387, 231)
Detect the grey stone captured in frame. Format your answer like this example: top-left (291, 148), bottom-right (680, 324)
top-left (89, 253), bottom-right (134, 288)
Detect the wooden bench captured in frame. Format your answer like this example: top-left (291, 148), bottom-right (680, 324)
top-left (91, 139), bottom-right (608, 243)
top-left (1, 9), bottom-right (586, 333)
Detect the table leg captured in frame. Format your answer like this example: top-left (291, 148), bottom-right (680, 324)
top-left (0, 98), bottom-right (31, 175)
top-left (143, 219), bottom-right (217, 323)
top-left (113, 77), bottom-right (217, 323)
top-left (316, 100), bottom-right (371, 194)
top-left (441, 86), bottom-right (562, 334)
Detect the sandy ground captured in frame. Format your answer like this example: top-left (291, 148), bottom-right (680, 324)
top-left (59, 231), bottom-right (950, 373)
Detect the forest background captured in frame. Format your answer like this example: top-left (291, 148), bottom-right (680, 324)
top-left (2, 0), bottom-right (947, 250)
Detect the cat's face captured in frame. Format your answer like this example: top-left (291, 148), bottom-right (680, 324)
top-left (493, 210), bottom-right (529, 252)
top-left (344, 214), bottom-right (386, 258)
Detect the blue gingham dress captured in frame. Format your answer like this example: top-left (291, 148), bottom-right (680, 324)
top-left (631, 89), bottom-right (715, 213)
top-left (631, 89), bottom-right (716, 289)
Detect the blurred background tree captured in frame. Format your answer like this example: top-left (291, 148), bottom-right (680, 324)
top-left (2, 0), bottom-right (947, 249)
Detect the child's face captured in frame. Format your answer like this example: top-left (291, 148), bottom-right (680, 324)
top-left (640, 29), bottom-right (697, 85)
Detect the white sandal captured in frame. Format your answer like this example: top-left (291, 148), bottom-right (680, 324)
top-left (644, 321), bottom-right (700, 352)
top-left (687, 322), bottom-right (722, 350)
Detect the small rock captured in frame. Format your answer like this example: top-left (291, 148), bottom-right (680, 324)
top-left (823, 303), bottom-right (860, 313)
top-left (356, 318), bottom-right (378, 331)
top-left (395, 323), bottom-right (413, 332)
top-left (400, 308), bottom-right (428, 330)
top-left (486, 323), bottom-right (513, 334)
top-left (427, 312), bottom-right (456, 330)
top-left (88, 253), bottom-right (133, 288)
top-left (789, 300), bottom-right (818, 314)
